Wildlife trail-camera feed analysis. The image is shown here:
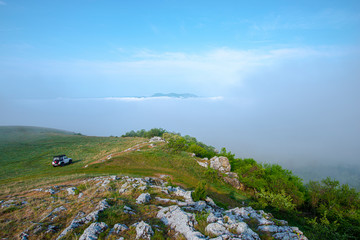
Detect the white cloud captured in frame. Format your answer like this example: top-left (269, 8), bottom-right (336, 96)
top-left (58, 96), bottom-right (224, 102)
top-left (1, 46), bottom-right (334, 98)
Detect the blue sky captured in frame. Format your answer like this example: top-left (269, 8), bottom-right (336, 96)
top-left (1, 0), bottom-right (359, 98)
top-left (1, 1), bottom-right (359, 59)
top-left (1, 1), bottom-right (360, 184)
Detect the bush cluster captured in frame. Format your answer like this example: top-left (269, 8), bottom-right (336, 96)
top-left (122, 128), bottom-right (360, 239)
top-left (121, 128), bottom-right (167, 138)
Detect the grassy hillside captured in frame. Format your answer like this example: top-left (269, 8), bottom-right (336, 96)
top-left (0, 126), bottom-right (144, 188)
top-left (2, 126), bottom-right (359, 239)
top-left (0, 126), bottom-right (247, 208)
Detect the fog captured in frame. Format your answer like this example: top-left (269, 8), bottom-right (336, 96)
top-left (1, 52), bottom-right (359, 187)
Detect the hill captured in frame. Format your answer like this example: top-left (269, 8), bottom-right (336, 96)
top-left (0, 127), bottom-right (359, 240)
top-left (0, 126), bottom-right (74, 143)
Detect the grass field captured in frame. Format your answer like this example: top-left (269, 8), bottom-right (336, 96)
top-left (0, 126), bottom-right (248, 208)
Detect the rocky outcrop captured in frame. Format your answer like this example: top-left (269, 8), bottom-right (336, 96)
top-left (9, 175), bottom-right (307, 240)
top-left (223, 172), bottom-right (245, 190)
top-left (79, 222), bottom-right (108, 240)
top-left (134, 221), bottom-right (154, 239)
top-left (205, 222), bottom-right (229, 236)
top-left (112, 223), bottom-right (129, 234)
top-left (149, 136), bottom-right (165, 143)
top-left (66, 187), bottom-right (77, 195)
top-left (56, 199), bottom-right (110, 240)
top-left (136, 193), bottom-right (151, 204)
top-left (210, 156), bottom-right (231, 172)
top-left (157, 205), bottom-right (206, 240)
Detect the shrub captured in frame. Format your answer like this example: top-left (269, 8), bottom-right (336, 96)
top-left (187, 144), bottom-right (208, 158)
top-left (256, 188), bottom-right (296, 211)
top-left (192, 181), bottom-right (207, 201)
top-left (205, 167), bottom-right (217, 182)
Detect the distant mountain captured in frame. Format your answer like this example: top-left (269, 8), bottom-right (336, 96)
top-left (151, 93), bottom-right (198, 98)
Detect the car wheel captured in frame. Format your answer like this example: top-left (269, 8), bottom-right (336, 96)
top-left (69, 160), bottom-right (72, 164)
top-left (60, 162), bottom-right (64, 167)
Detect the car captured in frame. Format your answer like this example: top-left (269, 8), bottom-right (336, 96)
top-left (52, 154), bottom-right (72, 167)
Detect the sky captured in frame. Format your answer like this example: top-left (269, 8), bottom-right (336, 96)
top-left (1, 0), bottom-right (360, 184)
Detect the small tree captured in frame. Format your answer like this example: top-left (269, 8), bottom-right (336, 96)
top-left (192, 181), bottom-right (207, 201)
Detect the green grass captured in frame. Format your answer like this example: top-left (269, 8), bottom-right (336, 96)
top-left (0, 126), bottom-right (248, 207)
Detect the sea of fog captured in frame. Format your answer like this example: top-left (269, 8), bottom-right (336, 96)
top-left (3, 95), bottom-right (360, 189)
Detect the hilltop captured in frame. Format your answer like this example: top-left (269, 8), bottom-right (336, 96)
top-left (0, 127), bottom-right (359, 240)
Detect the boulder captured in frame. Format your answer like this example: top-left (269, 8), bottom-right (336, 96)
top-left (112, 223), bottom-right (128, 234)
top-left (67, 187), bottom-right (77, 195)
top-left (172, 187), bottom-right (193, 202)
top-left (79, 222), bottom-right (108, 240)
top-left (149, 137), bottom-right (165, 143)
top-left (157, 205), bottom-right (206, 240)
top-left (135, 221), bottom-right (154, 239)
top-left (197, 161), bottom-right (208, 168)
top-left (207, 212), bottom-right (218, 223)
top-left (136, 193), bottom-right (151, 204)
top-left (222, 175), bottom-right (244, 190)
top-left (209, 156), bottom-right (231, 172)
top-left (205, 223), bottom-right (228, 237)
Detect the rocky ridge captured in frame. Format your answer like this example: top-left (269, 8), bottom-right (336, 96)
top-left (3, 175), bottom-right (308, 240)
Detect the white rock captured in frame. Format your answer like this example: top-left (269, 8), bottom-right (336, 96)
top-left (230, 222), bottom-right (255, 236)
top-left (273, 232), bottom-right (305, 240)
top-left (149, 137), bottom-right (165, 143)
top-left (157, 205), bottom-right (206, 240)
top-left (173, 187), bottom-right (193, 202)
top-left (136, 193), bottom-right (151, 204)
top-left (78, 193), bottom-right (83, 199)
top-left (67, 187), bottom-right (77, 195)
top-left (257, 225), bottom-right (279, 233)
top-left (46, 188), bottom-right (56, 194)
top-left (79, 222), bottom-right (108, 240)
top-left (113, 223), bottom-right (128, 234)
top-left (192, 201), bottom-right (207, 211)
top-left (209, 156), bottom-right (231, 172)
top-left (197, 161), bottom-right (208, 168)
top-left (56, 200), bottom-right (110, 240)
top-left (139, 185), bottom-right (147, 191)
top-left (207, 212), bottom-right (218, 223)
top-left (135, 221), bottom-right (154, 240)
top-left (205, 223), bottom-right (228, 237)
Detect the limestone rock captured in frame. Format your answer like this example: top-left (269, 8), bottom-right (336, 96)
top-left (66, 187), bottom-right (77, 195)
top-left (157, 205), bottom-right (206, 240)
top-left (207, 212), bottom-right (218, 223)
top-left (113, 223), bottom-right (128, 234)
top-left (222, 175), bottom-right (244, 190)
top-left (149, 137), bottom-right (165, 143)
top-left (136, 193), bottom-right (151, 204)
top-left (210, 156), bottom-right (231, 172)
top-left (79, 222), bottom-right (108, 240)
top-left (205, 223), bottom-right (228, 236)
top-left (197, 161), bottom-right (208, 168)
top-left (135, 221), bottom-right (154, 239)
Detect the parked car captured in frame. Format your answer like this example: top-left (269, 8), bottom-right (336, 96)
top-left (52, 155), bottom-right (72, 167)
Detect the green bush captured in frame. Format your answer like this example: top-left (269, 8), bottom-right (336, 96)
top-left (192, 181), bottom-right (207, 201)
top-left (256, 188), bottom-right (296, 211)
top-left (122, 128), bottom-right (167, 138)
top-left (187, 144), bottom-right (208, 158)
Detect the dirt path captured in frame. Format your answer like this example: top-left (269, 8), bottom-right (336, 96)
top-left (86, 141), bottom-right (155, 166)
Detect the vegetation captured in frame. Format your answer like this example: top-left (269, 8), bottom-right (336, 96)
top-left (121, 128), bottom-right (167, 138)
top-left (191, 181), bottom-right (208, 202)
top-left (228, 157), bottom-right (360, 239)
top-left (1, 126), bottom-right (359, 239)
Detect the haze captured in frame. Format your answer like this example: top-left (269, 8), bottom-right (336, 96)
top-left (1, 0), bottom-right (359, 187)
